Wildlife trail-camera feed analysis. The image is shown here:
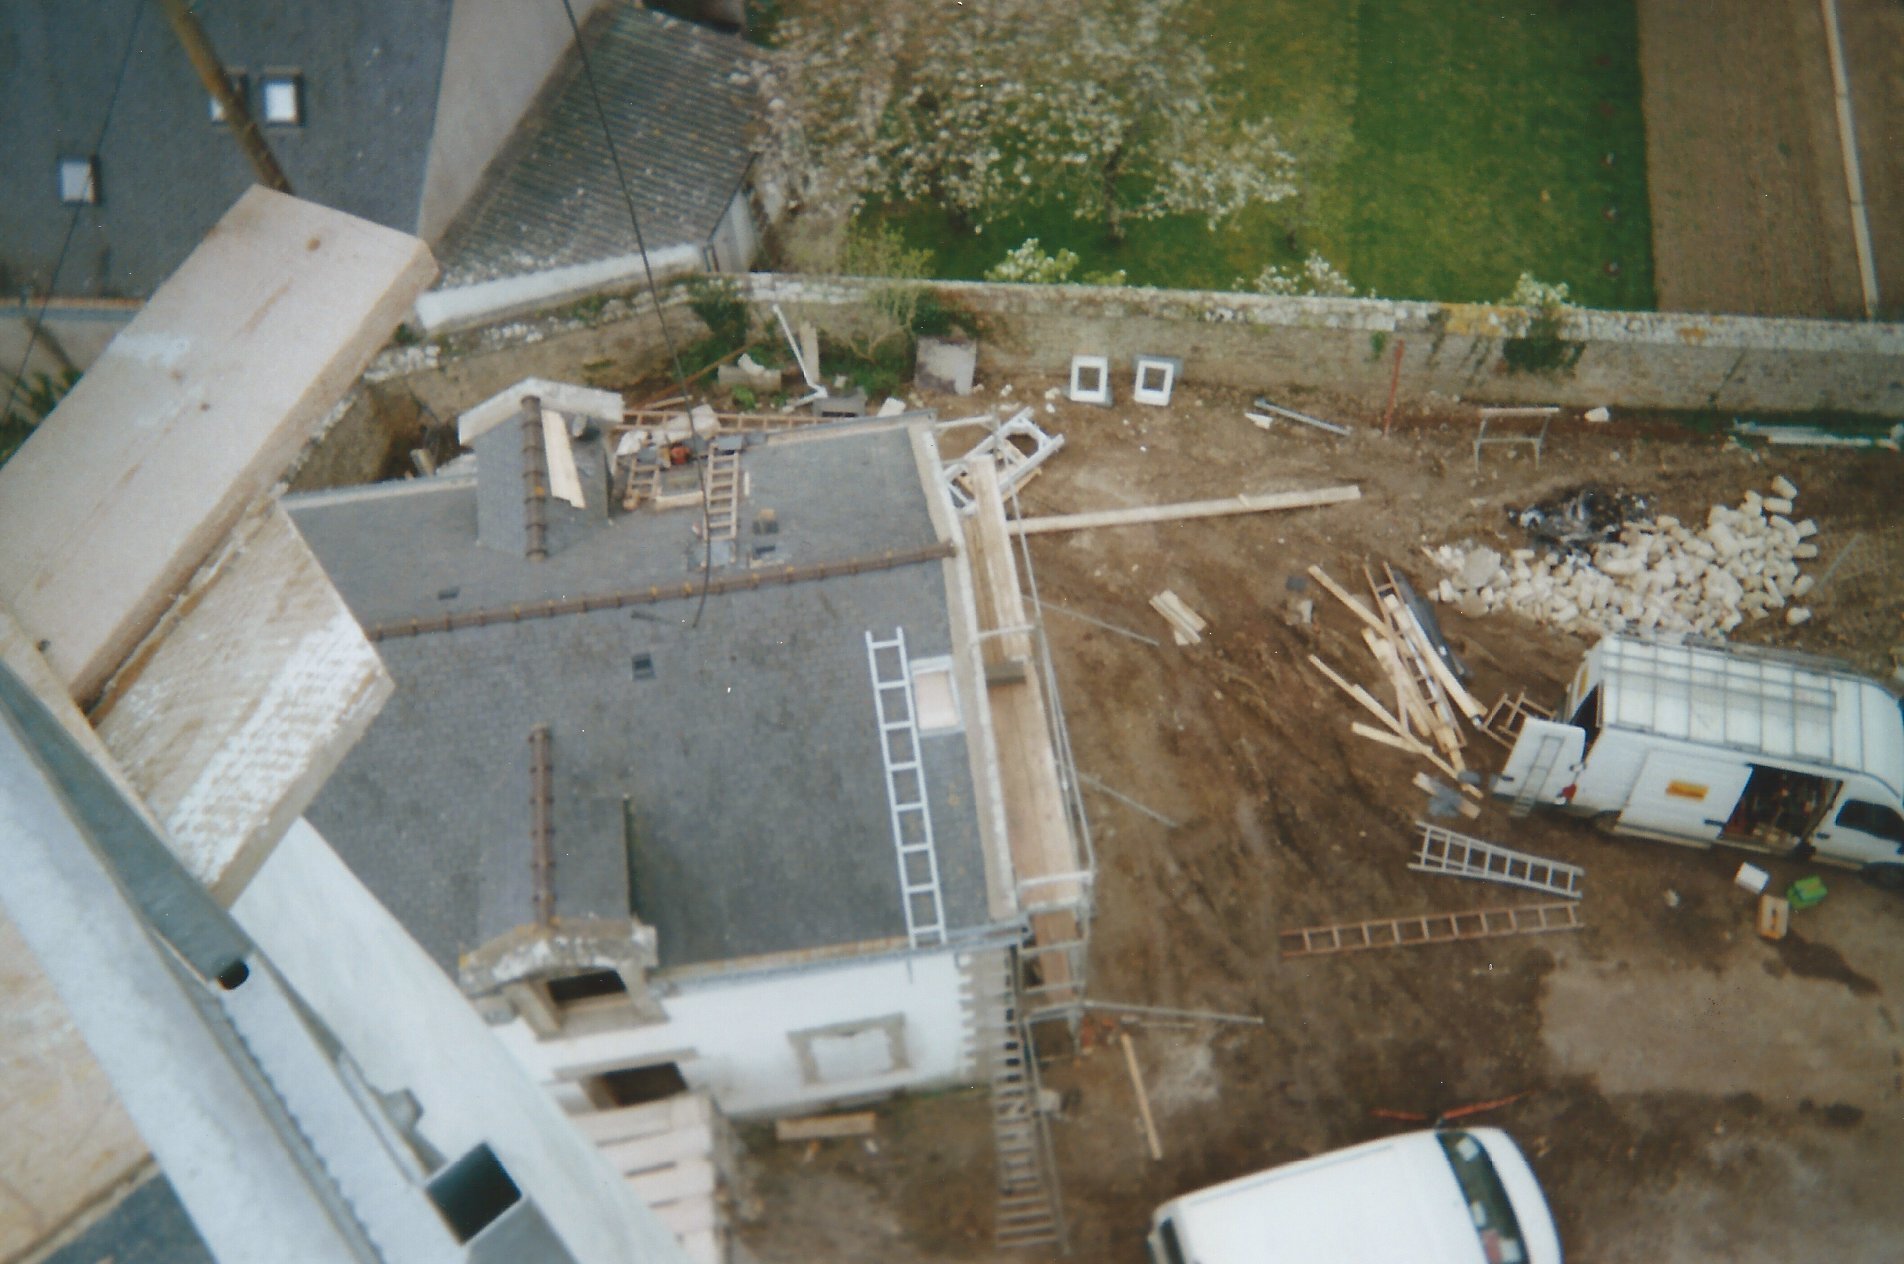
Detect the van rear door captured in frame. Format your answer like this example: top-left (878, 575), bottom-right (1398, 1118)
top-left (1618, 751), bottom-right (1751, 842)
top-left (1496, 719), bottom-right (1585, 808)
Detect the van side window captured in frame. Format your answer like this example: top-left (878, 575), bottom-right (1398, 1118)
top-left (1570, 686), bottom-right (1601, 746)
top-left (1837, 800), bottom-right (1904, 843)
top-left (1152, 1218), bottom-right (1187, 1264)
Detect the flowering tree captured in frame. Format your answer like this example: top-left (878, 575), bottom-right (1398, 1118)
top-left (754, 0), bottom-right (1297, 246)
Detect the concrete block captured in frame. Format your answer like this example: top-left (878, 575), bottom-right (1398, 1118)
top-left (916, 336), bottom-right (978, 395)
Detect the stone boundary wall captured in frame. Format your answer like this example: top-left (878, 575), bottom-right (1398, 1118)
top-left (746, 276), bottom-right (1904, 417)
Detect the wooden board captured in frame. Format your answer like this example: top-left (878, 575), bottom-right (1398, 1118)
top-left (1010, 485), bottom-right (1360, 535)
top-left (774, 1112), bottom-right (877, 1141)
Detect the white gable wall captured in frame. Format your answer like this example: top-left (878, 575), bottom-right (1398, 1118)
top-left (496, 948), bottom-right (980, 1119)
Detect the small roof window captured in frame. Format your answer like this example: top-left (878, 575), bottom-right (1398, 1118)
top-left (209, 72), bottom-right (248, 122)
top-left (260, 71), bottom-right (303, 126)
top-left (57, 156), bottom-right (98, 206)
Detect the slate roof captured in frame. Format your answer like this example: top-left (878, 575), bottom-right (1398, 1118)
top-left (40, 1173), bottom-right (212, 1264)
top-left (0, 1), bottom-right (453, 297)
top-left (434, 6), bottom-right (757, 289)
top-left (289, 423), bottom-right (991, 975)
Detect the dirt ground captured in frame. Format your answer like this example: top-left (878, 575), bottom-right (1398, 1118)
top-left (1639, 0), bottom-right (1904, 320)
top-left (732, 381), bottom-right (1904, 1263)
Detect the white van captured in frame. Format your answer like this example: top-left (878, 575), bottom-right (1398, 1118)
top-left (1146, 1128), bottom-right (1560, 1264)
top-left (1496, 636), bottom-right (1904, 886)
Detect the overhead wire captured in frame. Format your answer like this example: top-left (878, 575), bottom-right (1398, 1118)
top-left (4, 0), bottom-right (148, 427)
top-left (553, 0), bottom-right (716, 627)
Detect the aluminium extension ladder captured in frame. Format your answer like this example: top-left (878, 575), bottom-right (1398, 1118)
top-left (1411, 822), bottom-right (1583, 899)
top-left (865, 629), bottom-right (947, 948)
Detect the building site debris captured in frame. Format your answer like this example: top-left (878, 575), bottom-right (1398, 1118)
top-left (1787, 876), bottom-right (1828, 909)
top-left (1757, 895), bottom-right (1791, 940)
top-left (1149, 590), bottom-right (1207, 646)
top-left (876, 396), bottom-right (908, 417)
top-left (1119, 1032), bottom-right (1164, 1161)
top-left (1082, 1001), bottom-right (1265, 1027)
top-left (1480, 689), bottom-right (1554, 748)
top-left (775, 1112), bottom-right (877, 1142)
top-left (1132, 356), bottom-right (1181, 407)
top-left (1067, 354), bottom-right (1113, 405)
top-left (1370, 1090), bottom-right (1534, 1126)
top-left (770, 303), bottom-right (820, 392)
top-left (1472, 405), bottom-right (1557, 468)
top-left (1413, 772), bottom-right (1482, 820)
top-left (1585, 406), bottom-right (1612, 423)
top-left (1077, 772), bottom-right (1181, 829)
top-left (1009, 484), bottom-right (1361, 535)
top-left (1427, 478), bottom-right (1819, 637)
top-left (1251, 397), bottom-right (1351, 436)
top-left (1410, 823), bottom-right (1583, 899)
top-left (1280, 901), bottom-right (1583, 958)
top-left (1734, 863), bottom-right (1770, 894)
top-left (942, 409), bottom-right (1065, 513)
top-left (1730, 418), bottom-right (1902, 449)
top-left (1507, 485), bottom-right (1654, 554)
top-left (1038, 600), bottom-right (1161, 647)
top-left (916, 335), bottom-right (978, 395)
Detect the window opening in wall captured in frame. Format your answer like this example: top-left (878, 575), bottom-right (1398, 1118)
top-left (544, 968), bottom-right (627, 1007)
top-left (632, 652), bottom-right (655, 680)
top-left (208, 72), bottom-right (248, 122)
top-left (260, 71), bottom-right (303, 125)
top-left (57, 157), bottom-right (99, 206)
top-left (590, 1061), bottom-right (688, 1107)
top-left (426, 1143), bottom-right (521, 1244)
top-left (910, 656), bottom-right (960, 733)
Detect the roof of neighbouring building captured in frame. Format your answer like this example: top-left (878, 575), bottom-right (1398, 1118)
top-left (0, 1), bottom-right (455, 298)
top-left (432, 6), bottom-right (757, 289)
top-left (287, 420), bottom-right (992, 975)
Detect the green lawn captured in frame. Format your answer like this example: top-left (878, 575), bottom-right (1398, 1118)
top-left (862, 0), bottom-right (1655, 309)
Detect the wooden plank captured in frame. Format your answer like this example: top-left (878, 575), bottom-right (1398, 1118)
top-left (540, 407), bottom-right (586, 508)
top-left (1308, 654), bottom-right (1407, 736)
top-left (0, 187), bottom-right (435, 700)
top-left (1412, 771), bottom-right (1482, 820)
top-left (1347, 721), bottom-right (1483, 798)
top-left (1120, 1032), bottom-right (1164, 1161)
top-left (601, 1124), bottom-right (715, 1176)
top-left (1382, 593), bottom-right (1485, 721)
top-left (626, 1158), bottom-right (717, 1204)
top-left (573, 1095), bottom-right (711, 1145)
top-left (1010, 485), bottom-right (1361, 536)
top-left (774, 1112), bottom-right (877, 1142)
top-left (1306, 564), bottom-right (1389, 636)
top-left (651, 1193), bottom-right (717, 1236)
top-left (1149, 590), bottom-right (1206, 645)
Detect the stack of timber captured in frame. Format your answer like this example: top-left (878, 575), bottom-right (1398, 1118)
top-left (1149, 590), bottom-right (1207, 646)
top-left (572, 1093), bottom-right (734, 1264)
top-left (1306, 563), bottom-right (1484, 795)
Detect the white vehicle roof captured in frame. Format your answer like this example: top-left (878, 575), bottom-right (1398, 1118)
top-left (1588, 636), bottom-right (1904, 800)
top-left (1159, 1128), bottom-right (1561, 1264)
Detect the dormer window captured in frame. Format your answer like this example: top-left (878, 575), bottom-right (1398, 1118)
top-left (260, 71), bottom-right (303, 126)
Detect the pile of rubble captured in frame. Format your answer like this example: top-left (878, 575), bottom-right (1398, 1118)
top-left (1427, 476), bottom-right (1819, 638)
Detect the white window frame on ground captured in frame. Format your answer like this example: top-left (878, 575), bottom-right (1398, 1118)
top-left (910, 655), bottom-right (961, 733)
top-left (1132, 355), bottom-right (1182, 407)
top-left (1068, 354), bottom-right (1112, 405)
top-left (209, 71), bottom-right (248, 123)
top-left (57, 156), bottom-right (99, 206)
top-left (260, 70), bottom-right (303, 126)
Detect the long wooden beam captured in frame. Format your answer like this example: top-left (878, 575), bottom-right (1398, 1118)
top-left (1009, 485), bottom-right (1360, 536)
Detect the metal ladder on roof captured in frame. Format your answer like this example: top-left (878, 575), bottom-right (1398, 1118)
top-left (962, 948), bottom-right (1067, 1252)
top-left (865, 629), bottom-right (947, 948)
top-left (1410, 822), bottom-right (1583, 899)
top-left (1508, 731), bottom-right (1566, 818)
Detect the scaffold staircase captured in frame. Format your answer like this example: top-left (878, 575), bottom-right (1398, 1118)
top-left (963, 949), bottom-right (1067, 1252)
top-left (865, 628), bottom-right (947, 948)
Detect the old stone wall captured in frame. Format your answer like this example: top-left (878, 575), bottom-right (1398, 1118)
top-left (749, 276), bottom-right (1904, 417)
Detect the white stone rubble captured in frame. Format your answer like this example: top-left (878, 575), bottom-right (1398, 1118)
top-left (1428, 479), bottom-right (1816, 638)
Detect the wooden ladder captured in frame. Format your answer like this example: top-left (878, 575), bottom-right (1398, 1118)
top-left (962, 951), bottom-right (1067, 1251)
top-left (1280, 902), bottom-right (1583, 958)
top-left (702, 447), bottom-right (742, 543)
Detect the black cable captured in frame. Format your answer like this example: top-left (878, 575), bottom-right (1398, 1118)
top-left (4, 0), bottom-right (147, 427)
top-left (554, 0), bottom-right (717, 627)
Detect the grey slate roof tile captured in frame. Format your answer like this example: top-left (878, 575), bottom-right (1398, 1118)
top-left (291, 424), bottom-right (989, 975)
top-left (434, 6), bottom-right (757, 289)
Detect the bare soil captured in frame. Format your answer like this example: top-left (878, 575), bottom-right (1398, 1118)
top-left (1639, 0), bottom-right (1904, 319)
top-left (734, 382), bottom-right (1904, 1263)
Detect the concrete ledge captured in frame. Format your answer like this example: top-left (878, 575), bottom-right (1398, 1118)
top-left (416, 243), bottom-right (705, 335)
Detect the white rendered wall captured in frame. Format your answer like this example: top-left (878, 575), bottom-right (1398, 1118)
top-left (498, 950), bottom-right (978, 1119)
